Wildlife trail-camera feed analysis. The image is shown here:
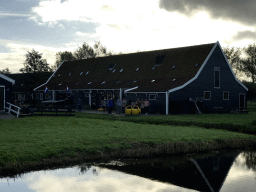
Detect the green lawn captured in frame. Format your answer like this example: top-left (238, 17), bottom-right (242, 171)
top-left (0, 115), bottom-right (255, 168)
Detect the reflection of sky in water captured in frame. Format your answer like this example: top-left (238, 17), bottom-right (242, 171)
top-left (0, 153), bottom-right (255, 192)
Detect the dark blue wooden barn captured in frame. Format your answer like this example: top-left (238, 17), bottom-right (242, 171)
top-left (34, 41), bottom-right (248, 114)
top-left (0, 74), bottom-right (15, 111)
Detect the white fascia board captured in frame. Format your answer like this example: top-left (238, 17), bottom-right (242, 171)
top-left (34, 60), bottom-right (66, 91)
top-left (217, 41), bottom-right (248, 91)
top-left (0, 74), bottom-right (15, 85)
top-left (126, 92), bottom-right (166, 94)
top-left (168, 42), bottom-right (218, 93)
top-left (124, 86), bottom-right (139, 93)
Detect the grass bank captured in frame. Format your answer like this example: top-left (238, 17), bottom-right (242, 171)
top-left (0, 115), bottom-right (256, 177)
top-left (76, 112), bottom-right (256, 135)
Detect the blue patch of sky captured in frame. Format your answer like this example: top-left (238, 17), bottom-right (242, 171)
top-left (1, 0), bottom-right (39, 13)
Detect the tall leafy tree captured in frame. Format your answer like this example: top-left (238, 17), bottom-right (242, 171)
top-left (73, 42), bottom-right (96, 60)
top-left (54, 51), bottom-right (75, 70)
top-left (20, 49), bottom-right (52, 73)
top-left (0, 67), bottom-right (11, 74)
top-left (223, 46), bottom-right (242, 76)
top-left (240, 44), bottom-right (256, 83)
top-left (93, 41), bottom-right (112, 57)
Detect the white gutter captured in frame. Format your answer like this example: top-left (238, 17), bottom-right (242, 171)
top-left (34, 60), bottom-right (66, 91)
top-left (124, 86), bottom-right (138, 93)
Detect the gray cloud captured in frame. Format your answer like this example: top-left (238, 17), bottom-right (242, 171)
top-left (159, 0), bottom-right (256, 26)
top-left (232, 30), bottom-right (256, 41)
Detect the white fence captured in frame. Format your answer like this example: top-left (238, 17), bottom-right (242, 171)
top-left (6, 102), bottom-right (21, 117)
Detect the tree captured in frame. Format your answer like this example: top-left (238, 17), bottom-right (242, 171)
top-left (53, 51), bottom-right (75, 70)
top-left (240, 44), bottom-right (256, 83)
top-left (223, 46), bottom-right (242, 76)
top-left (93, 41), bottom-right (112, 57)
top-left (20, 49), bottom-right (53, 73)
top-left (73, 42), bottom-right (96, 60)
top-left (0, 67), bottom-right (11, 74)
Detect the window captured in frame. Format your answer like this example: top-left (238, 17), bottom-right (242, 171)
top-left (223, 91), bottom-right (229, 100)
top-left (214, 67), bottom-right (220, 88)
top-left (149, 94), bottom-right (156, 100)
top-left (36, 93), bottom-right (39, 99)
top-left (40, 93), bottom-right (43, 100)
top-left (204, 91), bottom-right (211, 100)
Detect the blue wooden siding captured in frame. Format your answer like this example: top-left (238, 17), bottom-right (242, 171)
top-left (169, 45), bottom-right (247, 113)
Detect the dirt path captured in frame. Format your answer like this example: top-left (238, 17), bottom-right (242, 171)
top-left (0, 112), bottom-right (18, 119)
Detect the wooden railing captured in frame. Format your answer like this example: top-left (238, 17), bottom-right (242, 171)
top-left (6, 102), bottom-right (21, 117)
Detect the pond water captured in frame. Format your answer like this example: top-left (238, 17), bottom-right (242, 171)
top-left (1, 150), bottom-right (256, 192)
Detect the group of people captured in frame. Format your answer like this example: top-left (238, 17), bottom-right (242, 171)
top-left (135, 98), bottom-right (150, 115)
top-left (99, 97), bottom-right (150, 115)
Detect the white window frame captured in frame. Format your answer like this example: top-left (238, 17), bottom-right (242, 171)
top-left (204, 91), bottom-right (211, 100)
top-left (149, 94), bottom-right (156, 100)
top-left (223, 91), bottom-right (229, 100)
top-left (214, 67), bottom-right (220, 88)
top-left (40, 93), bottom-right (43, 100)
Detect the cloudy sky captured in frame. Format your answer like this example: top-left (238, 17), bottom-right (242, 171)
top-left (1, 0), bottom-right (255, 73)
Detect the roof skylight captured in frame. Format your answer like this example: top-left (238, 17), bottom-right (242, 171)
top-left (120, 69), bottom-right (123, 72)
top-left (88, 82), bottom-right (92, 84)
top-left (58, 83), bottom-right (62, 86)
top-left (58, 74), bottom-right (61, 77)
top-left (172, 65), bottom-right (176, 69)
top-left (195, 63), bottom-right (199, 67)
top-left (136, 68), bottom-right (139, 71)
top-left (86, 71), bottom-right (89, 75)
top-left (133, 80), bottom-right (137, 83)
top-left (69, 73), bottom-right (71, 76)
top-left (80, 72), bottom-right (83, 75)
top-left (172, 79), bottom-right (176, 82)
top-left (101, 81), bottom-right (106, 84)
top-left (151, 80), bottom-right (155, 82)
top-left (112, 69), bottom-right (116, 73)
top-left (152, 67), bottom-right (156, 70)
top-left (116, 81), bottom-right (121, 83)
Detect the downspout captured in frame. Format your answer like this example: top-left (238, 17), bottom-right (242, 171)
top-left (89, 90), bottom-right (92, 109)
top-left (166, 91), bottom-right (169, 115)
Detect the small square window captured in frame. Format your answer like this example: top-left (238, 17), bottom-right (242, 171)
top-left (204, 91), bottom-right (211, 100)
top-left (223, 91), bottom-right (229, 100)
top-left (149, 94), bottom-right (156, 100)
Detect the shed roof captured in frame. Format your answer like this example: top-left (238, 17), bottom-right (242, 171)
top-left (35, 42), bottom-right (216, 92)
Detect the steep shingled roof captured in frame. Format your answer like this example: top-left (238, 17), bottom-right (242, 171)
top-left (36, 43), bottom-right (216, 92)
top-left (7, 72), bottom-right (52, 92)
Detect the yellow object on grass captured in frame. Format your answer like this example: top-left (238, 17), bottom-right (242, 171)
top-left (132, 105), bottom-right (141, 115)
top-left (125, 105), bottom-right (132, 115)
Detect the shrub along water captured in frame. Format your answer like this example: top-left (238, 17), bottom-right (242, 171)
top-left (0, 114), bottom-right (256, 177)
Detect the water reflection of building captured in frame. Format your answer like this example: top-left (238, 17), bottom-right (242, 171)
top-left (98, 151), bottom-right (240, 192)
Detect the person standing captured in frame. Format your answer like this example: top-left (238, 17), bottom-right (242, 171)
top-left (116, 97), bottom-right (122, 114)
top-left (136, 98), bottom-right (141, 108)
top-left (77, 97), bottom-right (82, 112)
top-left (122, 98), bottom-right (127, 113)
top-left (107, 97), bottom-right (114, 115)
top-left (140, 98), bottom-right (145, 114)
top-left (144, 99), bottom-right (150, 115)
